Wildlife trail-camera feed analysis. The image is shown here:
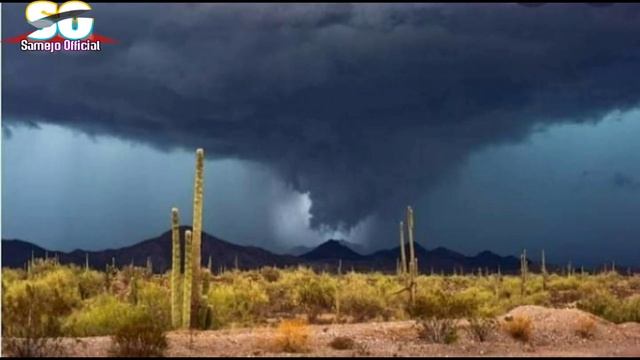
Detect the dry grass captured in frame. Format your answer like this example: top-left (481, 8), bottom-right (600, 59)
top-left (575, 317), bottom-right (597, 339)
top-left (108, 311), bottom-right (168, 357)
top-left (271, 319), bottom-right (310, 353)
top-left (416, 318), bottom-right (459, 344)
top-left (502, 315), bottom-right (533, 343)
top-left (467, 317), bottom-right (497, 342)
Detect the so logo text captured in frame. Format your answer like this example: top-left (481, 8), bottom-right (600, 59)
top-left (1, 1), bottom-right (116, 53)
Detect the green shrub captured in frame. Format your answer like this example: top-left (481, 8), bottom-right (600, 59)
top-left (1, 268), bottom-right (27, 284)
top-left (260, 266), bottom-right (281, 282)
top-left (578, 291), bottom-right (640, 323)
top-left (137, 281), bottom-right (171, 330)
top-left (457, 286), bottom-right (501, 317)
top-left (65, 280), bottom-right (172, 335)
top-left (28, 258), bottom-right (63, 278)
top-left (409, 288), bottom-right (478, 319)
top-left (410, 288), bottom-right (481, 345)
top-left (77, 270), bottom-right (105, 300)
top-left (3, 266), bottom-right (82, 352)
top-left (2, 282), bottom-right (67, 357)
top-left (7, 267), bottom-right (81, 311)
top-left (294, 274), bottom-right (336, 322)
top-left (206, 277), bottom-right (268, 329)
top-left (620, 296), bottom-right (640, 323)
top-left (263, 280), bottom-right (298, 314)
top-left (109, 308), bottom-right (168, 357)
top-left (63, 294), bottom-right (136, 336)
top-left (339, 276), bottom-right (386, 322)
top-left (548, 275), bottom-right (581, 291)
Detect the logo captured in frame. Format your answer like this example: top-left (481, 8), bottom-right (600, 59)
top-left (2, 1), bottom-right (116, 53)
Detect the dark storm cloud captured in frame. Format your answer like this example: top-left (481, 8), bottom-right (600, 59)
top-left (4, 3), bottom-right (640, 242)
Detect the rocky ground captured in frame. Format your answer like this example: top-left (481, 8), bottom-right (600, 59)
top-left (46, 306), bottom-right (640, 357)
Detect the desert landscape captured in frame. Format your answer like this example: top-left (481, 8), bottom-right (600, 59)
top-left (2, 148), bottom-right (639, 358)
top-left (4, 4), bottom-right (640, 357)
top-left (59, 308), bottom-right (640, 357)
top-left (2, 256), bottom-right (640, 357)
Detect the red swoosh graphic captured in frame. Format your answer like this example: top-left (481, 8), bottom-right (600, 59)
top-left (1, 33), bottom-right (118, 44)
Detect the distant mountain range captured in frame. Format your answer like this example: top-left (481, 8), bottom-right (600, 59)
top-left (3, 228), bottom-right (628, 274)
top-left (300, 239), bottom-right (365, 261)
top-left (2, 226), bottom-right (298, 273)
top-left (287, 239), bottom-right (368, 257)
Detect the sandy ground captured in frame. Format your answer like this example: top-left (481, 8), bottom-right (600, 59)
top-left (35, 306), bottom-right (640, 357)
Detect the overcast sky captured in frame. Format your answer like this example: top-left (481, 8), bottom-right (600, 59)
top-left (2, 3), bottom-right (640, 266)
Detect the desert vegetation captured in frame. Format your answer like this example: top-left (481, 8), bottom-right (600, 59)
top-left (2, 148), bottom-right (638, 357)
top-left (2, 257), bottom-right (639, 356)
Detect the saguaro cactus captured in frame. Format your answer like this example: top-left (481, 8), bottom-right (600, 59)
top-left (399, 221), bottom-right (407, 275)
top-left (191, 148), bottom-right (205, 320)
top-left (520, 249), bottom-right (528, 296)
top-left (182, 230), bottom-right (193, 329)
top-left (541, 249), bottom-right (547, 291)
top-left (406, 206), bottom-right (417, 306)
top-left (171, 207), bottom-right (182, 329)
top-left (407, 207), bottom-right (416, 277)
top-left (335, 259), bottom-right (343, 322)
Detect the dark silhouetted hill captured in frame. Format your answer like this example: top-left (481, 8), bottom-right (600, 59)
top-left (4, 230), bottom-right (618, 275)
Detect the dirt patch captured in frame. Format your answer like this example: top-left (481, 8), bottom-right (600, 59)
top-left (44, 307), bottom-right (640, 357)
top-left (502, 305), bottom-right (625, 346)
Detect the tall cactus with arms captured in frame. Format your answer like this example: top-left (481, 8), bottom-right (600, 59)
top-left (167, 148), bottom-right (207, 329)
